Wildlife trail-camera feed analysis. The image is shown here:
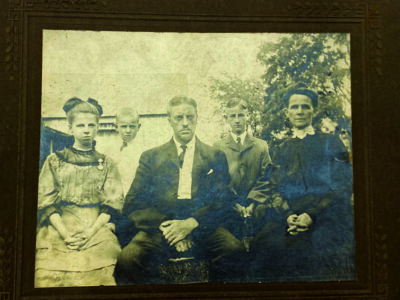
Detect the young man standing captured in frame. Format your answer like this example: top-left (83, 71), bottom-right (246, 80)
top-left (212, 99), bottom-right (273, 281)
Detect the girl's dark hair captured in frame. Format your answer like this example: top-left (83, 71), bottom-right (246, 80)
top-left (63, 97), bottom-right (103, 124)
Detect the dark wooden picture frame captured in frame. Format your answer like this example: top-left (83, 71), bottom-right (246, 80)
top-left (0, 0), bottom-right (399, 299)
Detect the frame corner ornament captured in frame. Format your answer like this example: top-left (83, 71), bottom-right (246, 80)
top-left (285, 1), bottom-right (368, 17)
top-left (374, 225), bottom-right (389, 299)
top-left (0, 226), bottom-right (13, 300)
top-left (366, 3), bottom-right (382, 78)
top-left (284, 2), bottom-right (382, 78)
top-left (39, 0), bottom-right (107, 10)
top-left (5, 0), bottom-right (20, 81)
top-left (5, 0), bottom-right (109, 81)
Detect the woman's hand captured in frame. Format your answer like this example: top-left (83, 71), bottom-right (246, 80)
top-left (287, 213), bottom-right (313, 235)
top-left (64, 234), bottom-right (87, 250)
top-left (49, 213), bottom-right (82, 248)
top-left (65, 225), bottom-right (97, 248)
top-left (287, 214), bottom-right (298, 235)
top-left (50, 212), bottom-right (111, 250)
top-left (67, 213), bottom-right (111, 250)
top-left (294, 213), bottom-right (313, 231)
top-left (65, 225), bottom-right (98, 250)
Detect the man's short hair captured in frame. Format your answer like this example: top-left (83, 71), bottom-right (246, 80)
top-left (283, 83), bottom-right (318, 108)
top-left (116, 108), bottom-right (140, 124)
top-left (225, 99), bottom-right (248, 110)
top-left (167, 96), bottom-right (197, 116)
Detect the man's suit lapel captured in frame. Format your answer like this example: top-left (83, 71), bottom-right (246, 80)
top-left (191, 138), bottom-right (208, 197)
top-left (226, 134), bottom-right (255, 153)
top-left (241, 134), bottom-right (255, 153)
top-left (226, 134), bottom-right (241, 152)
top-left (164, 138), bottom-right (180, 170)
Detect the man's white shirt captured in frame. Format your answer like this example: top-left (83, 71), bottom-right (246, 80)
top-left (173, 136), bottom-right (195, 199)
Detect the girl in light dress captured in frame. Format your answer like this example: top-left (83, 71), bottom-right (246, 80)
top-left (35, 98), bottom-right (124, 287)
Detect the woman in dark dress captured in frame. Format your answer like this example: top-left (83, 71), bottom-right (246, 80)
top-left (251, 84), bottom-right (354, 281)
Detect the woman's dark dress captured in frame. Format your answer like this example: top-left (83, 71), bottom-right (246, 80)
top-left (252, 131), bottom-right (354, 281)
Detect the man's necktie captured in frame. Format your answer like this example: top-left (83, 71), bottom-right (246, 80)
top-left (236, 136), bottom-right (241, 145)
top-left (179, 145), bottom-right (187, 168)
top-left (120, 141), bottom-right (128, 151)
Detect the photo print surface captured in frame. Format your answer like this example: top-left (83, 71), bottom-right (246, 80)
top-left (36, 30), bottom-right (355, 287)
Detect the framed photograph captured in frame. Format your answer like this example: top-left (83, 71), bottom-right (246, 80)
top-left (0, 0), bottom-right (399, 299)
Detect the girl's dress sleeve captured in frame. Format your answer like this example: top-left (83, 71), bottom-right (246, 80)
top-left (100, 157), bottom-right (124, 216)
top-left (37, 154), bottom-right (60, 226)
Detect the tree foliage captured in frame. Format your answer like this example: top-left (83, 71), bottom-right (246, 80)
top-left (209, 33), bottom-right (352, 145)
top-left (258, 33), bottom-right (351, 141)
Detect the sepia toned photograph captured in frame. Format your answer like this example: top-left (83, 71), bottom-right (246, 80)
top-left (36, 30), bottom-right (355, 287)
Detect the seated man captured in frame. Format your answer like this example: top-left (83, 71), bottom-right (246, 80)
top-left (115, 96), bottom-right (233, 284)
top-left (251, 83), bottom-right (355, 281)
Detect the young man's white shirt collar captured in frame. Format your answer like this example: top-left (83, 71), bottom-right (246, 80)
top-left (120, 139), bottom-right (134, 151)
top-left (231, 131), bottom-right (247, 145)
top-left (292, 125), bottom-right (315, 139)
top-left (97, 136), bottom-right (141, 197)
top-left (173, 136), bottom-right (196, 199)
top-left (118, 139), bottom-right (142, 197)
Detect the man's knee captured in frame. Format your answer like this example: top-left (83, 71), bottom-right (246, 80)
top-left (118, 243), bottom-right (147, 270)
top-left (208, 227), bottom-right (245, 257)
top-left (117, 231), bottom-right (163, 270)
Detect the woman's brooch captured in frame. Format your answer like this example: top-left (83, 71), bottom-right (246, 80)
top-left (97, 158), bottom-right (104, 170)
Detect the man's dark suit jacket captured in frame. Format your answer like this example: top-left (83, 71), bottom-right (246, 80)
top-left (123, 137), bottom-right (231, 240)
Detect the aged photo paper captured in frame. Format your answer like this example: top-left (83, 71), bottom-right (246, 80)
top-left (36, 30), bottom-right (354, 287)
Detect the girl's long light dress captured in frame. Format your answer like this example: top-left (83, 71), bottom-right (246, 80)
top-left (35, 147), bottom-right (124, 287)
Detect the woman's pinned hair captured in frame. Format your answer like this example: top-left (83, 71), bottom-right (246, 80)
top-left (63, 97), bottom-right (103, 124)
top-left (283, 82), bottom-right (318, 108)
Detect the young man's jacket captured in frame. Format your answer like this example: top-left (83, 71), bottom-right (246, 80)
top-left (214, 134), bottom-right (272, 238)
